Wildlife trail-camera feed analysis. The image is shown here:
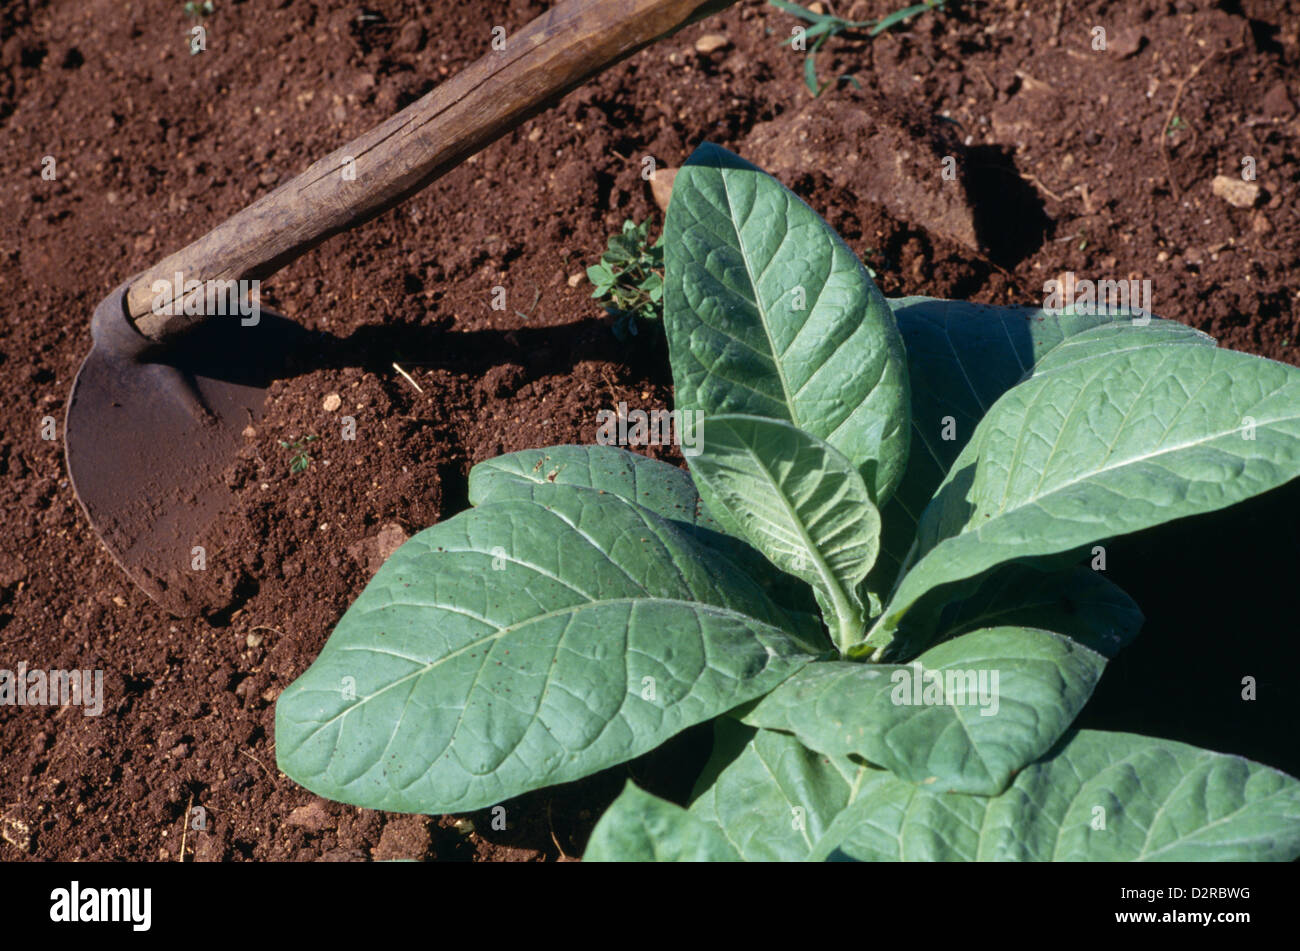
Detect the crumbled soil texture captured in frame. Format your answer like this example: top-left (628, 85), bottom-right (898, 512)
top-left (2, 0), bottom-right (1298, 861)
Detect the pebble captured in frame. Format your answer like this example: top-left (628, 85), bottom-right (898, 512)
top-left (286, 800), bottom-right (331, 833)
top-left (394, 21), bottom-right (426, 54)
top-left (695, 34), bottom-right (729, 54)
top-left (322, 393), bottom-right (342, 412)
top-left (0, 814), bottom-right (31, 853)
top-left (1211, 175), bottom-right (1259, 209)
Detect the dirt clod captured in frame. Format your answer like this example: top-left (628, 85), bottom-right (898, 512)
top-left (1212, 175), bottom-right (1261, 208)
top-left (286, 800), bottom-right (332, 833)
top-left (695, 34), bottom-right (730, 54)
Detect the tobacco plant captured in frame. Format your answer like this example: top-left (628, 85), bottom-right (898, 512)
top-left (276, 144), bottom-right (1300, 861)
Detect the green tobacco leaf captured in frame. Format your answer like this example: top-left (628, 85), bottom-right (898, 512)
top-left (584, 782), bottom-right (740, 862)
top-left (665, 143), bottom-right (910, 503)
top-left (688, 415), bottom-right (879, 651)
top-left (469, 444), bottom-right (718, 529)
top-left (1030, 319), bottom-right (1214, 376)
top-left (872, 344), bottom-right (1300, 649)
top-left (937, 563), bottom-right (1142, 659)
top-left (680, 726), bottom-right (1300, 861)
top-left (469, 445), bottom-right (824, 642)
top-left (871, 298), bottom-right (1213, 593)
top-left (743, 627), bottom-right (1106, 794)
top-left (826, 730), bottom-right (1300, 861)
top-left (689, 720), bottom-right (888, 861)
top-left (275, 486), bottom-right (817, 814)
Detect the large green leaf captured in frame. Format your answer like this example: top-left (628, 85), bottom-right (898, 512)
top-left (584, 782), bottom-right (740, 862)
top-left (689, 720), bottom-right (888, 861)
top-left (618, 725), bottom-right (1300, 861)
top-left (872, 300), bottom-right (1214, 592)
top-left (1030, 318), bottom-right (1215, 376)
top-left (870, 344), bottom-right (1300, 650)
top-left (275, 486), bottom-right (817, 813)
top-left (937, 563), bottom-right (1142, 658)
top-left (687, 414), bottom-right (880, 650)
top-left (665, 142), bottom-right (910, 503)
top-left (743, 627), bottom-right (1106, 794)
top-left (469, 444), bottom-right (825, 643)
top-left (469, 444), bottom-right (720, 529)
top-left (826, 730), bottom-right (1300, 861)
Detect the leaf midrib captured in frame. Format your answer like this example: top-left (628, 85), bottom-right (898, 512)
top-left (715, 166), bottom-right (803, 430)
top-left (288, 596), bottom-right (798, 748)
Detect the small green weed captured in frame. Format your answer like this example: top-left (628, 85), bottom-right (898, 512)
top-left (771, 0), bottom-right (953, 96)
top-left (278, 435), bottom-right (318, 475)
top-left (587, 219), bottom-right (664, 340)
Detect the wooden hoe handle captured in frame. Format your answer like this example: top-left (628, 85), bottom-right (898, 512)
top-left (127, 0), bottom-right (734, 339)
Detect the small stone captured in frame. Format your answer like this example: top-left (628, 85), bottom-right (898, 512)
top-left (258, 169), bottom-right (278, 187)
top-left (1, 814), bottom-right (31, 853)
top-left (695, 34), bottom-right (729, 54)
top-left (112, 595), bottom-right (127, 608)
top-left (1251, 212), bottom-right (1273, 235)
top-left (567, 272), bottom-right (584, 288)
top-left (242, 425), bottom-right (257, 438)
top-left (286, 800), bottom-right (332, 833)
top-left (1108, 28), bottom-right (1145, 59)
top-left (528, 127), bottom-right (543, 143)
top-left (193, 834), bottom-right (228, 862)
top-left (650, 166), bottom-right (678, 213)
top-left (322, 393), bottom-right (342, 412)
top-left (246, 632), bottom-right (263, 648)
top-left (375, 524), bottom-right (408, 564)
top-left (1261, 81), bottom-right (1295, 118)
top-left (372, 816), bottom-right (432, 861)
top-left (394, 21), bottom-right (426, 54)
top-left (1211, 175), bottom-right (1260, 208)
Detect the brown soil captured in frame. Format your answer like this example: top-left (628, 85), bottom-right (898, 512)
top-left (2, 0), bottom-right (1298, 861)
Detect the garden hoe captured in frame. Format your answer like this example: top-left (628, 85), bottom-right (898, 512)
top-left (66, 0), bottom-right (734, 616)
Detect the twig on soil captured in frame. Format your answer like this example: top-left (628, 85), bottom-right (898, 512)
top-left (546, 799), bottom-right (570, 860)
top-left (178, 793), bottom-right (193, 863)
top-left (979, 162), bottom-right (1070, 205)
top-left (1024, 172), bottom-right (1067, 204)
top-left (1050, 0), bottom-right (1064, 47)
top-left (1158, 42), bottom-right (1244, 199)
top-left (392, 362), bottom-right (425, 394)
top-left (239, 748), bottom-right (275, 780)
